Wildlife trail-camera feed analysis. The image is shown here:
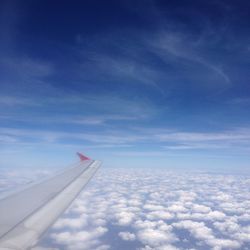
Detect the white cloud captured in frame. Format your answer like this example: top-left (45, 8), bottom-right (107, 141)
top-left (149, 30), bottom-right (231, 85)
top-left (173, 220), bottom-right (214, 241)
top-left (95, 245), bottom-right (110, 250)
top-left (214, 220), bottom-right (240, 235)
top-left (207, 238), bottom-right (241, 250)
top-left (168, 204), bottom-right (188, 213)
top-left (50, 226), bottom-right (108, 250)
top-left (114, 211), bottom-right (136, 226)
top-left (143, 203), bottom-right (165, 211)
top-left (118, 231), bottom-right (136, 241)
top-left (26, 168), bottom-right (250, 249)
top-left (52, 214), bottom-right (88, 230)
top-left (192, 204), bottom-right (211, 213)
top-left (2, 122), bottom-right (250, 154)
top-left (32, 247), bottom-right (58, 250)
top-left (146, 211), bottom-right (174, 220)
top-left (140, 244), bottom-right (179, 250)
top-left (137, 228), bottom-right (177, 247)
top-left (176, 210), bottom-right (226, 222)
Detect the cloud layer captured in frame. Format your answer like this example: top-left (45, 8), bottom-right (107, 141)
top-left (30, 168), bottom-right (250, 250)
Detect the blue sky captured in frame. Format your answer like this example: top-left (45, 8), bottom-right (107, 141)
top-left (0, 0), bottom-right (250, 171)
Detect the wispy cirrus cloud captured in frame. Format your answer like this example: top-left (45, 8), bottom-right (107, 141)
top-left (1, 126), bottom-right (250, 153)
top-left (83, 53), bottom-right (161, 89)
top-left (0, 93), bottom-right (155, 124)
top-left (0, 56), bottom-right (53, 85)
top-left (0, 96), bottom-right (39, 107)
top-left (147, 30), bottom-right (231, 86)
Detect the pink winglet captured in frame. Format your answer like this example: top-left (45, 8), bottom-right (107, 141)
top-left (77, 152), bottom-right (90, 161)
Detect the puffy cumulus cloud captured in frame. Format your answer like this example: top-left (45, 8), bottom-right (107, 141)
top-left (176, 210), bottom-right (226, 222)
top-left (32, 247), bottom-right (58, 250)
top-left (31, 168), bottom-right (250, 249)
top-left (115, 211), bottom-right (136, 226)
top-left (192, 204), bottom-right (212, 213)
top-left (50, 226), bottom-right (108, 250)
top-left (173, 220), bottom-right (241, 249)
top-left (213, 219), bottom-right (240, 235)
top-left (143, 203), bottom-right (165, 211)
top-left (173, 220), bottom-right (214, 241)
top-left (52, 214), bottom-right (88, 230)
top-left (118, 231), bottom-right (136, 241)
top-left (168, 204), bottom-right (188, 213)
top-left (137, 227), bottom-right (176, 247)
top-left (233, 225), bottom-right (250, 243)
top-left (207, 238), bottom-right (241, 250)
top-left (140, 244), bottom-right (179, 250)
top-left (146, 210), bottom-right (174, 220)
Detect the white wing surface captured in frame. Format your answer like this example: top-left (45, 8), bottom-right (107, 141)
top-left (0, 153), bottom-right (101, 250)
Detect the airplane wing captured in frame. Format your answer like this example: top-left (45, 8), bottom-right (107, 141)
top-left (0, 153), bottom-right (101, 250)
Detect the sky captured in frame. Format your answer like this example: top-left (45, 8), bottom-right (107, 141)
top-left (0, 0), bottom-right (250, 171)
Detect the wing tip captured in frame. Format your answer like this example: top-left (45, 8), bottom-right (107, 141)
top-left (77, 152), bottom-right (91, 161)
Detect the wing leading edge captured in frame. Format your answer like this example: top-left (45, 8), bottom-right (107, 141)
top-left (0, 153), bottom-right (101, 250)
